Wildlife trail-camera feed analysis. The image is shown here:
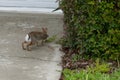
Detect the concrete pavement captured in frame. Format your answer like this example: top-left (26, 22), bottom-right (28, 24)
top-left (0, 12), bottom-right (64, 80)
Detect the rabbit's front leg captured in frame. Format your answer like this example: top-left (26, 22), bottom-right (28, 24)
top-left (41, 40), bottom-right (44, 46)
top-left (36, 41), bottom-right (39, 47)
top-left (22, 41), bottom-right (27, 50)
top-left (36, 40), bottom-right (43, 46)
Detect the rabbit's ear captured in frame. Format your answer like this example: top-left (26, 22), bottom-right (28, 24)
top-left (41, 27), bottom-right (44, 30)
top-left (44, 27), bottom-right (48, 32)
top-left (41, 27), bottom-right (47, 33)
top-left (44, 28), bottom-right (48, 33)
top-left (41, 27), bottom-right (45, 32)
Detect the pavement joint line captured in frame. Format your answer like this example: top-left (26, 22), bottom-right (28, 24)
top-left (0, 55), bottom-right (61, 63)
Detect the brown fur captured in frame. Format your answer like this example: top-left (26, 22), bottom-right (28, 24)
top-left (22, 27), bottom-right (48, 51)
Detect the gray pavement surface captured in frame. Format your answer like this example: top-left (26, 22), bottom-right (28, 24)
top-left (0, 12), bottom-right (64, 80)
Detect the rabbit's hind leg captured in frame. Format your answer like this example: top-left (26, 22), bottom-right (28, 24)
top-left (26, 42), bottom-right (33, 51)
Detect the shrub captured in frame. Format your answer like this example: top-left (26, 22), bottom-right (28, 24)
top-left (59, 0), bottom-right (120, 60)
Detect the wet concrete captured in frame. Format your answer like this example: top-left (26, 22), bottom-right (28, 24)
top-left (0, 12), bottom-right (64, 80)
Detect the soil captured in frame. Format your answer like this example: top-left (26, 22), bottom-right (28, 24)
top-left (59, 47), bottom-right (119, 80)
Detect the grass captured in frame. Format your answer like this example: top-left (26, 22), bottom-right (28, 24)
top-left (63, 68), bottom-right (120, 80)
top-left (62, 58), bottom-right (120, 80)
top-left (45, 35), bottom-right (57, 42)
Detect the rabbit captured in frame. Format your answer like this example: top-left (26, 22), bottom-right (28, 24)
top-left (22, 27), bottom-right (49, 51)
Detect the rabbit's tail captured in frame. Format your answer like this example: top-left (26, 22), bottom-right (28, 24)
top-left (25, 34), bottom-right (31, 42)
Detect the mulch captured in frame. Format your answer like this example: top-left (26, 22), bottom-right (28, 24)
top-left (59, 47), bottom-right (119, 80)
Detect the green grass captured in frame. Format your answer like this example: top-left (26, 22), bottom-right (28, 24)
top-left (63, 68), bottom-right (120, 80)
top-left (45, 35), bottom-right (57, 42)
top-left (63, 59), bottom-right (120, 80)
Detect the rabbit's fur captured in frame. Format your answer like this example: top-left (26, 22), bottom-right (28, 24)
top-left (22, 27), bottom-right (48, 51)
